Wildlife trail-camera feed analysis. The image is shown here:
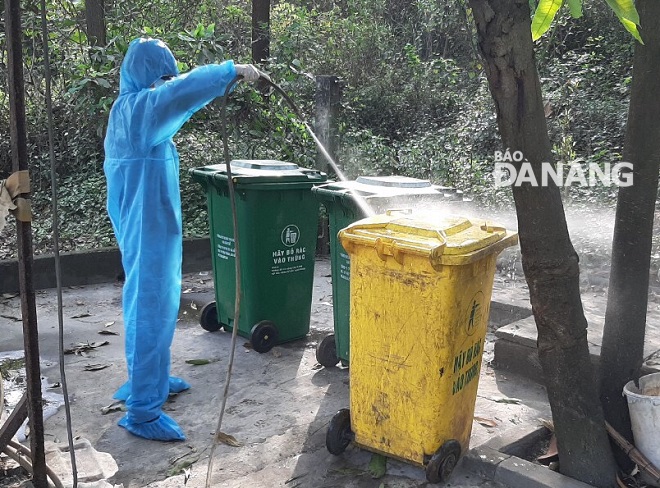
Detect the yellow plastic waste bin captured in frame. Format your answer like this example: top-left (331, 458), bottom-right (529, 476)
top-left (326, 212), bottom-right (518, 483)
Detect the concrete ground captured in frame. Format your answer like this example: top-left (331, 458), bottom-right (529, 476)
top-left (0, 257), bottom-right (554, 488)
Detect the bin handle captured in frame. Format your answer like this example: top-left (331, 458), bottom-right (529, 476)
top-left (303, 170), bottom-right (327, 181)
top-left (480, 223), bottom-right (507, 234)
top-left (374, 235), bottom-right (447, 265)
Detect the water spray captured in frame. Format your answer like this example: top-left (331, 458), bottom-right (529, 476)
top-left (257, 75), bottom-right (376, 217)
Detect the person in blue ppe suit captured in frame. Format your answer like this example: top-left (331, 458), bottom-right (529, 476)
top-left (104, 38), bottom-right (261, 441)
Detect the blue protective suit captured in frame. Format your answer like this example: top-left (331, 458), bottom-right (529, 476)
top-left (104, 38), bottom-right (237, 441)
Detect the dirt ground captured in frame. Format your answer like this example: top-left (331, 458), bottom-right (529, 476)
top-left (0, 255), bottom-right (554, 488)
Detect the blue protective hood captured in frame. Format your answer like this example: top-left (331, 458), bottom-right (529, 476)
top-left (119, 38), bottom-right (180, 94)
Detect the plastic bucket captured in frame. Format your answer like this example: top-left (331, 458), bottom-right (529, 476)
top-left (623, 372), bottom-right (660, 471)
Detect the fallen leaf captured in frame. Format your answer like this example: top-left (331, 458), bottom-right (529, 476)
top-left (185, 359), bottom-right (211, 366)
top-left (285, 474), bottom-right (308, 485)
top-left (474, 416), bottom-right (498, 428)
top-left (1, 293), bottom-right (18, 299)
top-left (167, 459), bottom-right (196, 477)
top-left (76, 301), bottom-right (85, 306)
top-left (368, 453), bottom-right (387, 479)
top-left (243, 342), bottom-right (253, 349)
top-left (101, 401), bottom-right (126, 415)
top-left (489, 396), bottom-right (521, 405)
top-left (539, 418), bottom-right (554, 431)
top-left (64, 341), bottom-right (109, 355)
top-left (84, 363), bottom-right (110, 372)
top-left (70, 312), bottom-right (91, 319)
top-left (104, 321), bottom-right (115, 327)
top-left (98, 330), bottom-right (119, 336)
top-left (215, 431), bottom-right (241, 447)
top-left (272, 349), bottom-right (282, 358)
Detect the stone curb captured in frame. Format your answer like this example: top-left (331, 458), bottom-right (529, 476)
top-left (464, 446), bottom-right (595, 488)
top-left (0, 238), bottom-right (212, 293)
top-left (463, 424), bottom-right (596, 488)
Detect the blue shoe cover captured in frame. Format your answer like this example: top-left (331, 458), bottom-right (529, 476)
top-left (118, 412), bottom-right (186, 441)
top-left (168, 376), bottom-right (191, 394)
top-left (113, 376), bottom-right (191, 401)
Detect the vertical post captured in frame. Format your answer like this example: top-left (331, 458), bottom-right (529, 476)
top-left (251, 0), bottom-right (270, 64)
top-left (314, 76), bottom-right (341, 256)
top-left (314, 75), bottom-right (342, 176)
top-left (5, 0), bottom-right (48, 486)
top-left (85, 0), bottom-right (106, 47)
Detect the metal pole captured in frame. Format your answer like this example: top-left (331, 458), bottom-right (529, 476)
top-left (314, 75), bottom-right (341, 256)
top-left (314, 75), bottom-right (341, 176)
top-left (5, 0), bottom-right (48, 485)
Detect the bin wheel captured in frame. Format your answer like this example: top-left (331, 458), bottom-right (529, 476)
top-left (425, 440), bottom-right (462, 483)
top-left (326, 408), bottom-right (353, 455)
top-left (200, 302), bottom-right (222, 332)
top-left (316, 334), bottom-right (339, 368)
top-left (250, 321), bottom-right (279, 353)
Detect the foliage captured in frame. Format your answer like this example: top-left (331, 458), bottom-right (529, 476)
top-left (531, 0), bottom-right (642, 42)
top-left (0, 0), bottom-right (636, 258)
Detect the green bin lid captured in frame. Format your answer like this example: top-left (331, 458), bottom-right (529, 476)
top-left (312, 175), bottom-right (463, 211)
top-left (355, 175), bottom-right (432, 188)
top-left (189, 159), bottom-right (327, 188)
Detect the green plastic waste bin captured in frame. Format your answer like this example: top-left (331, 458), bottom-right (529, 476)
top-left (190, 160), bottom-right (327, 353)
top-left (312, 176), bottom-right (464, 367)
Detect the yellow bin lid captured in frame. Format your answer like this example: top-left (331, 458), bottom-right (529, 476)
top-left (338, 212), bottom-right (518, 267)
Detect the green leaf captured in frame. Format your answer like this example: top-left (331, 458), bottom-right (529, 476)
top-left (70, 30), bottom-right (87, 45)
top-left (194, 24), bottom-right (205, 39)
top-left (566, 0), bottom-right (582, 18)
top-left (603, 0), bottom-right (643, 43)
top-left (604, 0), bottom-right (640, 24)
top-left (93, 78), bottom-right (111, 88)
top-left (185, 358), bottom-right (212, 365)
top-left (531, 0), bottom-right (563, 41)
top-left (368, 453), bottom-right (387, 479)
top-left (619, 16), bottom-right (643, 43)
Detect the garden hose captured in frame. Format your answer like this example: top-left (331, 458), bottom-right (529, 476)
top-left (40, 0), bottom-right (78, 485)
top-left (205, 74), bottom-right (244, 488)
top-left (205, 70), bottom-right (346, 486)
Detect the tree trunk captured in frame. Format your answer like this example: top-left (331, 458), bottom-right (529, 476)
top-left (85, 0), bottom-right (106, 46)
top-left (599, 0), bottom-right (660, 466)
top-left (467, 1), bottom-right (617, 486)
top-left (252, 0), bottom-right (270, 64)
